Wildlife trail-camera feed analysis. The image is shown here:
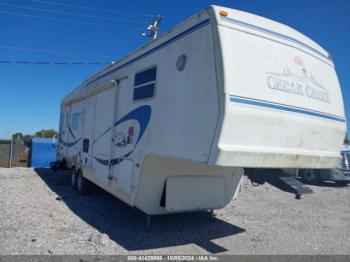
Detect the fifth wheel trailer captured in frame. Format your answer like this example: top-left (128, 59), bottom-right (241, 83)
top-left (56, 5), bottom-right (346, 216)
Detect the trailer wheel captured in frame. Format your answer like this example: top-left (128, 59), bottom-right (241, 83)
top-left (50, 162), bottom-right (58, 172)
top-left (60, 159), bottom-right (67, 170)
top-left (300, 169), bottom-right (320, 184)
top-left (77, 172), bottom-right (91, 195)
top-left (71, 171), bottom-right (78, 190)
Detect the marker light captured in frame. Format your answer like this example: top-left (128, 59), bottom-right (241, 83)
top-left (219, 10), bottom-right (228, 17)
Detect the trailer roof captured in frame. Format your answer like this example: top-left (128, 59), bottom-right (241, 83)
top-left (62, 8), bottom-right (209, 104)
top-left (62, 5), bottom-right (331, 104)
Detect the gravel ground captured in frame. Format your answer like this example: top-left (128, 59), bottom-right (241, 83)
top-left (0, 167), bottom-right (349, 255)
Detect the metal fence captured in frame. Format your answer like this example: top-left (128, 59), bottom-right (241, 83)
top-left (0, 140), bottom-right (29, 168)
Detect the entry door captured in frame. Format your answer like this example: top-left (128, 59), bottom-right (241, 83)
top-left (67, 101), bottom-right (84, 161)
top-left (59, 105), bottom-right (71, 156)
top-left (81, 95), bottom-right (96, 167)
top-left (110, 78), bottom-right (134, 195)
top-left (92, 87), bottom-right (115, 184)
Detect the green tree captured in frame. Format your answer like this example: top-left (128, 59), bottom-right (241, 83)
top-left (344, 134), bottom-right (349, 145)
top-left (23, 135), bottom-right (32, 142)
top-left (12, 132), bottom-right (23, 142)
top-left (34, 129), bottom-right (58, 138)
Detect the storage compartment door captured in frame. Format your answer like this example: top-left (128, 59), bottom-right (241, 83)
top-left (165, 176), bottom-right (226, 212)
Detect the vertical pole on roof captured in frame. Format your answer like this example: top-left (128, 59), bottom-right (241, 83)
top-left (142, 15), bottom-right (163, 40)
top-left (152, 15), bottom-right (162, 39)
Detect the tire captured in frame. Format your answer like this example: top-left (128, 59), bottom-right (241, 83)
top-left (50, 162), bottom-right (58, 172)
top-left (77, 172), bottom-right (91, 195)
top-left (71, 171), bottom-right (78, 190)
top-left (59, 159), bottom-right (67, 170)
top-left (300, 169), bottom-right (320, 184)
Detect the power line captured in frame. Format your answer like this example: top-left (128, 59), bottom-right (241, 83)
top-left (32, 0), bottom-right (154, 18)
top-left (0, 60), bottom-right (112, 65)
top-left (0, 9), bottom-right (145, 29)
top-left (0, 2), bottom-right (149, 24)
top-left (0, 44), bottom-right (115, 58)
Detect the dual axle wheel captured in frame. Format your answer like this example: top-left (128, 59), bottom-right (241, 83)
top-left (70, 170), bottom-right (217, 231)
top-left (71, 170), bottom-right (91, 194)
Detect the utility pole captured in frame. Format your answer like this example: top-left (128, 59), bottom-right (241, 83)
top-left (142, 15), bottom-right (163, 40)
top-left (6, 130), bottom-right (13, 168)
top-left (9, 138), bottom-right (13, 168)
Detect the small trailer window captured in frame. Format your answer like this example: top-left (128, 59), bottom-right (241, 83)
top-left (71, 113), bottom-right (79, 129)
top-left (133, 67), bottom-right (157, 101)
top-left (66, 113), bottom-right (69, 127)
top-left (83, 139), bottom-right (89, 153)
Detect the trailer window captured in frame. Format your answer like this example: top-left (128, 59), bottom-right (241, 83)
top-left (71, 113), bottom-right (79, 130)
top-left (133, 67), bottom-right (157, 101)
top-left (66, 113), bottom-right (69, 127)
top-left (83, 139), bottom-right (89, 153)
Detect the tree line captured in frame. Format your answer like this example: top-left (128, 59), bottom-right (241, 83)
top-left (11, 129), bottom-right (58, 142)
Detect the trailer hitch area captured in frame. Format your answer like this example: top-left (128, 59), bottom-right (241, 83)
top-left (245, 168), bottom-right (267, 186)
top-left (245, 168), bottom-right (313, 199)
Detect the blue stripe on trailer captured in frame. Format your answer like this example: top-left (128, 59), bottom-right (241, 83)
top-left (68, 125), bottom-right (76, 139)
top-left (61, 137), bottom-right (81, 147)
top-left (229, 96), bottom-right (345, 123)
top-left (220, 16), bottom-right (329, 61)
top-left (93, 105), bottom-right (152, 166)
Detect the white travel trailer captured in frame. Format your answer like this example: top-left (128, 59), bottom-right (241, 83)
top-left (57, 6), bottom-right (346, 218)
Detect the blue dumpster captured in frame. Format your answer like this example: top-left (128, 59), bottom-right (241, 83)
top-left (31, 137), bottom-right (57, 168)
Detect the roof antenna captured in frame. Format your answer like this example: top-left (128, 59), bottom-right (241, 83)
top-left (142, 15), bottom-right (163, 40)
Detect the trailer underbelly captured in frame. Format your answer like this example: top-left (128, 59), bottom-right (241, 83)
top-left (82, 155), bottom-right (243, 215)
